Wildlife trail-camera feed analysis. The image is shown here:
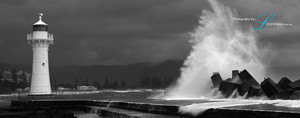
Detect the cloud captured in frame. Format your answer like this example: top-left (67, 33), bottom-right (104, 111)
top-left (0, 0), bottom-right (299, 67)
top-left (220, 0), bottom-right (300, 68)
top-left (0, 0), bottom-right (206, 65)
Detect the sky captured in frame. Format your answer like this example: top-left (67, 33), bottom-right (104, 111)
top-left (0, 0), bottom-right (299, 67)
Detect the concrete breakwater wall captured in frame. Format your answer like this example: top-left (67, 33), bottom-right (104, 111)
top-left (4, 99), bottom-right (300, 118)
top-left (9, 99), bottom-right (183, 118)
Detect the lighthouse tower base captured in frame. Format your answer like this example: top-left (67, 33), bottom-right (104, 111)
top-left (28, 33), bottom-right (52, 95)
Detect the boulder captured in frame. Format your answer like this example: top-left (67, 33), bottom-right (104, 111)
top-left (237, 76), bottom-right (260, 95)
top-left (232, 70), bottom-right (240, 80)
top-left (278, 89), bottom-right (294, 99)
top-left (238, 69), bottom-right (255, 81)
top-left (289, 79), bottom-right (300, 90)
top-left (218, 80), bottom-right (239, 97)
top-left (233, 69), bottom-right (260, 96)
top-left (289, 90), bottom-right (300, 99)
top-left (277, 77), bottom-right (292, 90)
top-left (247, 85), bottom-right (262, 97)
top-left (218, 69), bottom-right (260, 97)
top-left (261, 77), bottom-right (282, 98)
top-left (211, 72), bottom-right (223, 88)
top-left (228, 75), bottom-right (242, 83)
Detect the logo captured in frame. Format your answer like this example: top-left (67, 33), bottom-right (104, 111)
top-left (233, 14), bottom-right (292, 31)
top-left (253, 14), bottom-right (275, 30)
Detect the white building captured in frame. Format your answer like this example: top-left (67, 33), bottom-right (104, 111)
top-left (2, 71), bottom-right (12, 81)
top-left (77, 86), bottom-right (97, 91)
top-left (1, 70), bottom-right (31, 83)
top-left (27, 13), bottom-right (53, 95)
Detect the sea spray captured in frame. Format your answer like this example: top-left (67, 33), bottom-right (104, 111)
top-left (179, 99), bottom-right (300, 116)
top-left (164, 0), bottom-right (266, 98)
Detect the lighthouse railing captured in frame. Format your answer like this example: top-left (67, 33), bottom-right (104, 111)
top-left (27, 33), bottom-right (54, 40)
top-left (17, 91), bottom-right (63, 100)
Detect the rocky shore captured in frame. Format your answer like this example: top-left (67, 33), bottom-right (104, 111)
top-left (211, 69), bottom-right (300, 99)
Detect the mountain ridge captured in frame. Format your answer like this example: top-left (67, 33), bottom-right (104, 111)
top-left (0, 60), bottom-right (183, 87)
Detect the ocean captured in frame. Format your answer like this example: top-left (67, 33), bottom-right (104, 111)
top-left (2, 89), bottom-right (300, 117)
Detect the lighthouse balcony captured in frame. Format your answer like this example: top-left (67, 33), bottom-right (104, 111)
top-left (27, 33), bottom-right (53, 41)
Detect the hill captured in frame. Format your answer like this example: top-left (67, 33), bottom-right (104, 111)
top-left (0, 60), bottom-right (183, 87)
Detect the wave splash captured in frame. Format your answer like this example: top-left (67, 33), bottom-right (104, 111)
top-left (179, 99), bottom-right (300, 116)
top-left (164, 0), bottom-right (266, 99)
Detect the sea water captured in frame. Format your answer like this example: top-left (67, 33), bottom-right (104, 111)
top-left (1, 89), bottom-right (300, 116)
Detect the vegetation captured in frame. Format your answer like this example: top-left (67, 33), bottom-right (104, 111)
top-left (0, 67), bottom-right (177, 94)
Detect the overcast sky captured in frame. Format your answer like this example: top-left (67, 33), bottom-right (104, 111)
top-left (0, 0), bottom-right (299, 67)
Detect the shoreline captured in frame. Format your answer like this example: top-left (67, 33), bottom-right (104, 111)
top-left (3, 99), bottom-right (300, 118)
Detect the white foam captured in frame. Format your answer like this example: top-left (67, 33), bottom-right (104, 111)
top-left (104, 89), bottom-right (153, 93)
top-left (165, 0), bottom-right (267, 98)
top-left (180, 100), bottom-right (260, 116)
top-left (58, 89), bottom-right (154, 95)
top-left (273, 100), bottom-right (300, 108)
top-left (0, 93), bottom-right (18, 97)
top-left (179, 99), bottom-right (300, 116)
top-left (0, 89), bottom-right (154, 97)
top-left (75, 113), bottom-right (100, 118)
top-left (60, 91), bottom-right (102, 95)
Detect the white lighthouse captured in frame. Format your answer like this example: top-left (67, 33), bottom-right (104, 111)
top-left (27, 13), bottom-right (53, 95)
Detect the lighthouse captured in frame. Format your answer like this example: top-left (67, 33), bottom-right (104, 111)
top-left (27, 13), bottom-right (53, 95)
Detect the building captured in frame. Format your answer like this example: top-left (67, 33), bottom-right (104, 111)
top-left (2, 71), bottom-right (12, 81)
top-left (77, 86), bottom-right (97, 91)
top-left (27, 13), bottom-right (53, 95)
top-left (1, 70), bottom-right (31, 83)
top-left (16, 70), bottom-right (32, 83)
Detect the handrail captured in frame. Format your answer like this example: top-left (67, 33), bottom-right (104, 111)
top-left (27, 33), bottom-right (54, 40)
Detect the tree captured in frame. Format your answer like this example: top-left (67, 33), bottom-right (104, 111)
top-left (121, 79), bottom-right (126, 89)
top-left (85, 78), bottom-right (89, 86)
top-left (93, 80), bottom-right (100, 88)
top-left (20, 72), bottom-right (27, 83)
top-left (17, 72), bottom-right (28, 89)
top-left (163, 77), bottom-right (174, 88)
top-left (52, 80), bottom-right (57, 89)
top-left (11, 69), bottom-right (17, 84)
top-left (140, 77), bottom-right (150, 89)
top-left (151, 77), bottom-right (162, 89)
top-left (74, 78), bottom-right (78, 87)
top-left (0, 72), bottom-right (3, 79)
top-left (104, 78), bottom-right (109, 89)
top-left (112, 80), bottom-right (118, 89)
top-left (81, 80), bottom-right (84, 86)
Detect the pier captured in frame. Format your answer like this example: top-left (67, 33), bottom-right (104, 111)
top-left (0, 99), bottom-right (298, 118)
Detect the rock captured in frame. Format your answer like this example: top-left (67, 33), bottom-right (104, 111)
top-left (238, 69), bottom-right (255, 81)
top-left (289, 79), bottom-right (300, 90)
top-left (211, 72), bottom-right (223, 88)
top-left (261, 77), bottom-right (282, 98)
top-left (229, 89), bottom-right (241, 98)
top-left (232, 70), bottom-right (240, 79)
top-left (213, 69), bottom-right (300, 99)
top-left (218, 69), bottom-right (260, 97)
top-left (218, 80), bottom-right (239, 97)
top-left (228, 75), bottom-right (242, 83)
top-left (278, 89), bottom-right (294, 99)
top-left (232, 69), bottom-right (260, 96)
top-left (65, 111), bottom-right (75, 118)
top-left (247, 85), bottom-right (263, 97)
top-left (237, 76), bottom-right (260, 96)
top-left (277, 77), bottom-right (292, 90)
top-left (289, 90), bottom-right (300, 99)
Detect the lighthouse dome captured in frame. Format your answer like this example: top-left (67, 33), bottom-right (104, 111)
top-left (34, 20), bottom-right (47, 25)
top-left (33, 13), bottom-right (48, 31)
